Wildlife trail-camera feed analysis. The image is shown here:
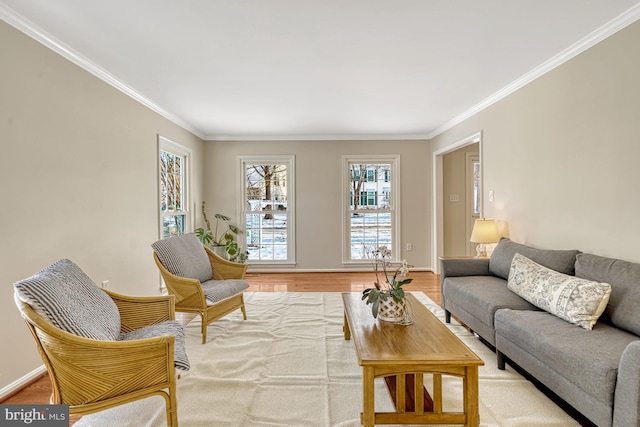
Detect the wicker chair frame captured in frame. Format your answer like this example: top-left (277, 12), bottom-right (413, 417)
top-left (15, 290), bottom-right (180, 426)
top-left (153, 246), bottom-right (248, 344)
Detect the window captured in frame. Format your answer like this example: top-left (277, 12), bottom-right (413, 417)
top-left (343, 155), bottom-right (400, 263)
top-left (159, 137), bottom-right (190, 239)
top-left (239, 155), bottom-right (295, 264)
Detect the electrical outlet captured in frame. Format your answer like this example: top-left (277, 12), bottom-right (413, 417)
top-left (101, 280), bottom-right (109, 289)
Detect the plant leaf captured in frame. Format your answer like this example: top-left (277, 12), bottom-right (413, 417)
top-left (391, 288), bottom-right (405, 302)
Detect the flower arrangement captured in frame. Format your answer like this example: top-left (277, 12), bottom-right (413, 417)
top-left (362, 246), bottom-right (413, 319)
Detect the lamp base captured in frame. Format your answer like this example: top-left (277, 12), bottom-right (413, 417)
top-left (475, 243), bottom-right (489, 258)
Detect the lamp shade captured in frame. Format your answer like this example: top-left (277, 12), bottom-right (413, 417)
top-left (470, 218), bottom-right (499, 243)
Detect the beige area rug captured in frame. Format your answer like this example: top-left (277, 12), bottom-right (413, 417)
top-left (75, 292), bottom-right (579, 426)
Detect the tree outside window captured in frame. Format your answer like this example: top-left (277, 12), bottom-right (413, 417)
top-left (241, 155), bottom-right (295, 263)
top-left (159, 137), bottom-right (190, 239)
top-left (344, 156), bottom-right (399, 262)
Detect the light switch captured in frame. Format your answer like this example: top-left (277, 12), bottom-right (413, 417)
top-left (489, 190), bottom-right (494, 202)
top-left (449, 194), bottom-right (460, 202)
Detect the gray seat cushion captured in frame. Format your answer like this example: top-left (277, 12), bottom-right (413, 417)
top-left (152, 233), bottom-right (213, 283)
top-left (201, 279), bottom-right (249, 305)
top-left (495, 309), bottom-right (637, 409)
top-left (444, 275), bottom-right (538, 328)
top-left (13, 259), bottom-right (121, 341)
top-left (575, 253), bottom-right (640, 336)
top-left (489, 238), bottom-right (580, 280)
top-left (120, 320), bottom-right (190, 371)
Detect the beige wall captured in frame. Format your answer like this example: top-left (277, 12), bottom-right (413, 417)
top-left (432, 20), bottom-right (640, 263)
top-left (0, 21), bottom-right (205, 392)
top-left (203, 139), bottom-right (431, 271)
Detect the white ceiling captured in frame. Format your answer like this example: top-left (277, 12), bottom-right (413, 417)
top-left (2, 1), bottom-right (640, 141)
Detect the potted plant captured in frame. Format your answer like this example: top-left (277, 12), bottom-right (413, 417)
top-left (362, 246), bottom-right (413, 324)
top-left (194, 201), bottom-right (247, 263)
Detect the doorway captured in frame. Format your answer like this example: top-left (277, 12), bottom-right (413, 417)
top-left (441, 143), bottom-right (479, 256)
top-left (432, 132), bottom-right (482, 270)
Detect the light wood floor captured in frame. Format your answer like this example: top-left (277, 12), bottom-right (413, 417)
top-left (1, 271), bottom-right (439, 425)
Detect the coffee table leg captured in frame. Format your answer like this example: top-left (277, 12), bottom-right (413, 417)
top-left (464, 366), bottom-right (480, 427)
top-left (343, 312), bottom-right (351, 340)
top-left (363, 366), bottom-right (375, 427)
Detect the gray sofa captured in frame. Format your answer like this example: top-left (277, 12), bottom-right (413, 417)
top-left (440, 238), bottom-right (640, 427)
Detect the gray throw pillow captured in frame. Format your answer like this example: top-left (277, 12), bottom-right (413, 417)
top-left (152, 233), bottom-right (213, 283)
top-left (14, 259), bottom-right (121, 340)
top-left (575, 253), bottom-right (640, 336)
top-left (490, 238), bottom-right (580, 280)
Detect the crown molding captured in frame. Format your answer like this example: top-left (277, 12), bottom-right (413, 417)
top-left (0, 3), bottom-right (205, 140)
top-left (427, 3), bottom-right (640, 140)
top-left (203, 133), bottom-right (430, 141)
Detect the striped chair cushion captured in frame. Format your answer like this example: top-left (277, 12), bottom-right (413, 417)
top-left (120, 320), bottom-right (190, 371)
top-left (201, 279), bottom-right (249, 305)
top-left (152, 233), bottom-right (213, 283)
top-left (13, 259), bottom-right (121, 341)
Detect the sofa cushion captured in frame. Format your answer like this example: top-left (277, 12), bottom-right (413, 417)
top-left (575, 253), bottom-right (640, 336)
top-left (489, 238), bottom-right (579, 280)
top-left (495, 309), bottom-right (637, 409)
top-left (201, 279), bottom-right (249, 305)
top-left (152, 233), bottom-right (213, 283)
top-left (443, 275), bottom-right (538, 329)
top-left (120, 320), bottom-right (190, 371)
top-left (508, 253), bottom-right (611, 330)
top-left (14, 259), bottom-right (121, 340)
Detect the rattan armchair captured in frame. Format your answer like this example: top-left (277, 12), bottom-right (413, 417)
top-left (153, 238), bottom-right (249, 344)
top-left (15, 289), bottom-right (182, 426)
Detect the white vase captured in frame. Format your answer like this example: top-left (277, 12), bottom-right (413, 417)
top-left (378, 298), bottom-right (406, 323)
top-left (212, 246), bottom-right (228, 260)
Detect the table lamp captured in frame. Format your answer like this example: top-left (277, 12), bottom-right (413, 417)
top-left (470, 218), bottom-right (499, 258)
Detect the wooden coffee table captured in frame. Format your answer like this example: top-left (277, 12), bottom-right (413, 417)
top-left (342, 292), bottom-right (484, 426)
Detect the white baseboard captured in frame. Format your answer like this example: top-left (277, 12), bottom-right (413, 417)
top-left (246, 267), bottom-right (435, 273)
top-left (0, 365), bottom-right (46, 401)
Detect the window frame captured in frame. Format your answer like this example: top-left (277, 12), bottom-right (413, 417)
top-left (158, 136), bottom-right (191, 239)
top-left (342, 154), bottom-right (401, 265)
top-left (237, 154), bottom-right (296, 266)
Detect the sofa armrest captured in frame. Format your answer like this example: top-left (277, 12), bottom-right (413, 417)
top-left (613, 340), bottom-right (640, 427)
top-left (440, 257), bottom-right (491, 280)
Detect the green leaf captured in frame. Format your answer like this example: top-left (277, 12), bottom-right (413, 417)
top-left (371, 299), bottom-right (379, 318)
top-left (366, 290), bottom-right (378, 305)
top-left (229, 224), bottom-right (242, 234)
top-left (214, 213), bottom-right (231, 221)
top-left (391, 288), bottom-right (405, 302)
top-left (194, 228), bottom-right (213, 244)
top-left (226, 241), bottom-right (239, 256)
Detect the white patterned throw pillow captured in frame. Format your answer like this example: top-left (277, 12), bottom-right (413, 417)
top-left (508, 253), bottom-right (611, 330)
